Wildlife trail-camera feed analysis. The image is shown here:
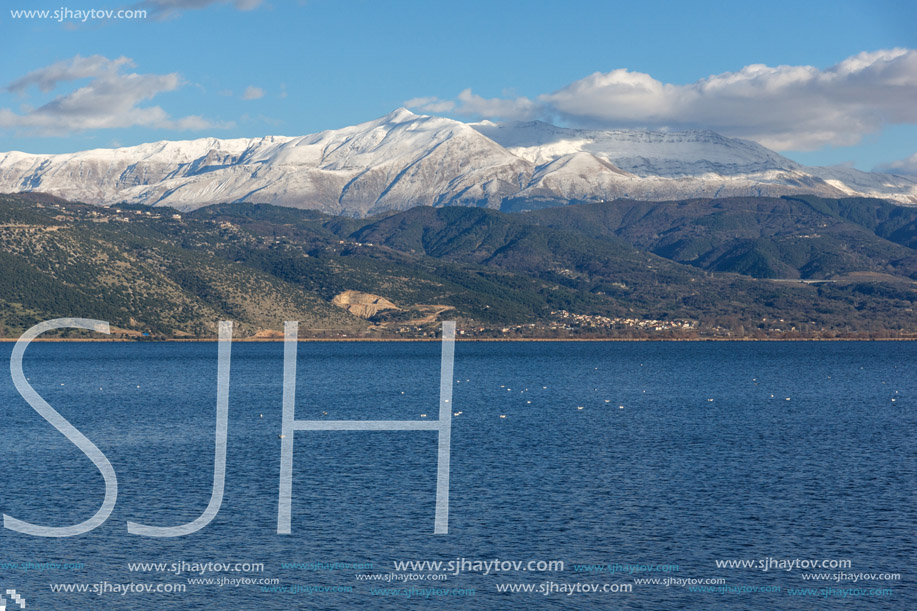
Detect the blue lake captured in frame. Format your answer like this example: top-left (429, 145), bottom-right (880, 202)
top-left (0, 340), bottom-right (914, 609)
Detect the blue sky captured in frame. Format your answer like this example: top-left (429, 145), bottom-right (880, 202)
top-left (1, 0), bottom-right (915, 172)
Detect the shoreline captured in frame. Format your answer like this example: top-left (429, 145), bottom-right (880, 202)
top-left (0, 337), bottom-right (914, 343)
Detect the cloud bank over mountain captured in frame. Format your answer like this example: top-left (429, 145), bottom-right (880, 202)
top-left (876, 152), bottom-right (917, 176)
top-left (409, 49), bottom-right (917, 152)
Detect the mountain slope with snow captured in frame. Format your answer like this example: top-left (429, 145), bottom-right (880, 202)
top-left (0, 109), bottom-right (915, 214)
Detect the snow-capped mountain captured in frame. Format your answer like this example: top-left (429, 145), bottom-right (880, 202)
top-left (471, 120), bottom-right (917, 205)
top-left (470, 120), bottom-right (800, 176)
top-left (0, 108), bottom-right (915, 214)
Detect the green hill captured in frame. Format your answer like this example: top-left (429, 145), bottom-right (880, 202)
top-left (1, 194), bottom-right (916, 339)
top-left (522, 195), bottom-right (917, 280)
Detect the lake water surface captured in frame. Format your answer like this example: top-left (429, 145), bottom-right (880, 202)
top-left (0, 340), bottom-right (914, 609)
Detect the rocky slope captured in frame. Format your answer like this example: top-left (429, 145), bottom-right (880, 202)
top-left (1, 109), bottom-right (915, 214)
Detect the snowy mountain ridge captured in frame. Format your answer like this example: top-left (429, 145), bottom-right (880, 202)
top-left (1, 108), bottom-right (914, 215)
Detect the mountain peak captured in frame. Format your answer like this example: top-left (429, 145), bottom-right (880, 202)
top-left (0, 112), bottom-right (915, 212)
top-left (383, 107), bottom-right (420, 123)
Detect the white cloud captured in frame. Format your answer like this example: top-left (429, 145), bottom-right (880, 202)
top-left (410, 49), bottom-right (917, 151)
top-left (137, 0), bottom-right (264, 19)
top-left (452, 89), bottom-right (538, 119)
top-left (7, 55), bottom-right (133, 93)
top-left (875, 152), bottom-right (917, 176)
top-left (404, 96), bottom-right (455, 113)
top-left (242, 86), bottom-right (265, 100)
top-left (0, 55), bottom-right (231, 136)
top-left (407, 89), bottom-right (539, 117)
